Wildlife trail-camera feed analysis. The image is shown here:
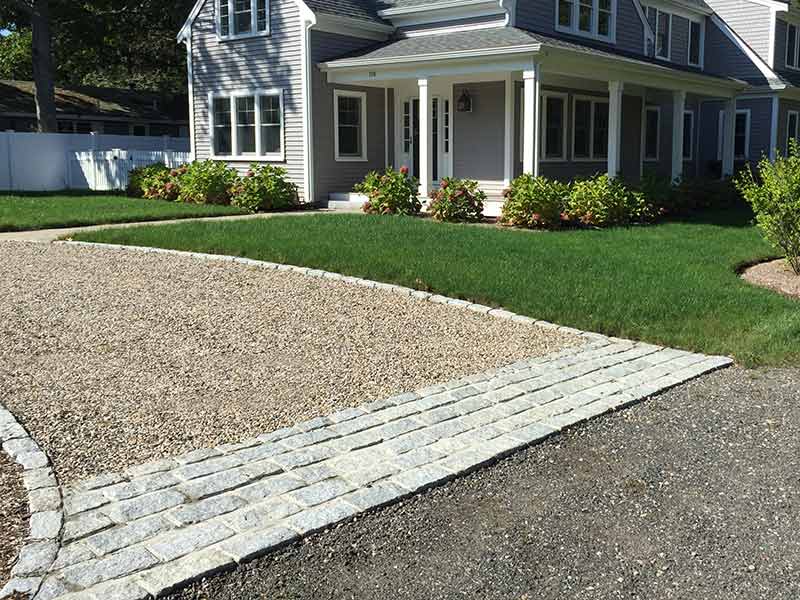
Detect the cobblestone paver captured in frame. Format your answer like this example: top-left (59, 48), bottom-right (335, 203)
top-left (27, 336), bottom-right (730, 600)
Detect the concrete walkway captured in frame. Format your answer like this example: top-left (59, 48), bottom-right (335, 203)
top-left (0, 210), bottom-right (327, 243)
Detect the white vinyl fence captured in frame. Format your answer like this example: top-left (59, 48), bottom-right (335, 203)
top-left (0, 131), bottom-right (191, 192)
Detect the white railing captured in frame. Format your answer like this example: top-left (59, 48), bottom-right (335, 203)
top-left (0, 131), bottom-right (191, 192)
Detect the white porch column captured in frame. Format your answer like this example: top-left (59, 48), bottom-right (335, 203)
top-left (671, 90), bottom-right (687, 184)
top-left (504, 74), bottom-right (514, 185)
top-left (522, 66), bottom-right (540, 176)
top-left (722, 97), bottom-right (736, 178)
top-left (607, 80), bottom-right (624, 178)
top-left (418, 78), bottom-right (431, 198)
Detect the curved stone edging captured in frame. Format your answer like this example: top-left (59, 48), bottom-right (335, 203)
top-left (0, 406), bottom-right (64, 599)
top-left (56, 240), bottom-right (600, 342)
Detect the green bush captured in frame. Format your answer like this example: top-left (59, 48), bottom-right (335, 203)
top-left (231, 164), bottom-right (299, 213)
top-left (500, 174), bottom-right (569, 229)
top-left (674, 177), bottom-right (741, 212)
top-left (356, 166), bottom-right (421, 216)
top-left (177, 160), bottom-right (238, 205)
top-left (736, 140), bottom-right (800, 275)
top-left (127, 163), bottom-right (170, 198)
top-left (142, 165), bottom-right (185, 202)
top-left (567, 174), bottom-right (653, 227)
top-left (428, 178), bottom-right (485, 223)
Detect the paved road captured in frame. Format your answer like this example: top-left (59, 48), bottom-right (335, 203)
top-left (171, 366), bottom-right (800, 600)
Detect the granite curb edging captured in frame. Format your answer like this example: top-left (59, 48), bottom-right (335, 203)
top-left (0, 407), bottom-right (64, 599)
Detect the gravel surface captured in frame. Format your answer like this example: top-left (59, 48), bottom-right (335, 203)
top-left (742, 259), bottom-right (800, 299)
top-left (172, 366), bottom-right (800, 600)
top-left (0, 241), bottom-right (577, 485)
top-left (0, 450), bottom-right (27, 592)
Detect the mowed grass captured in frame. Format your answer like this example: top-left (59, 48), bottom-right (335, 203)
top-left (73, 210), bottom-right (800, 366)
top-left (0, 194), bottom-right (246, 232)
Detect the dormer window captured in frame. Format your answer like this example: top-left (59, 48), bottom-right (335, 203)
top-left (218, 0), bottom-right (269, 39)
top-left (557, 0), bottom-right (616, 41)
top-left (787, 23), bottom-right (799, 70)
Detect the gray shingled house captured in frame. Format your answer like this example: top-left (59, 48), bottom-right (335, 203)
top-left (177, 0), bottom-right (797, 212)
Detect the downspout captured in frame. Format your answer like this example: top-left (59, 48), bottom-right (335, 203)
top-left (499, 0), bottom-right (517, 26)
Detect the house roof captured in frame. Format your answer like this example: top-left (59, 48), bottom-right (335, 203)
top-left (304, 0), bottom-right (387, 24)
top-left (322, 26), bottom-right (744, 86)
top-left (0, 80), bottom-right (189, 122)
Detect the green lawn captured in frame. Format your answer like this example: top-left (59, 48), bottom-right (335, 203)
top-left (72, 210), bottom-right (800, 366)
top-left (0, 194), bottom-right (247, 232)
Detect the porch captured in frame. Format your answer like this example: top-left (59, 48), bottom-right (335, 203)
top-left (319, 28), bottom-right (746, 211)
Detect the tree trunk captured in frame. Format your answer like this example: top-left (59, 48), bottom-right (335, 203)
top-left (30, 0), bottom-right (57, 133)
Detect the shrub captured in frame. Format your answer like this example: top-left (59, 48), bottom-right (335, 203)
top-left (231, 164), bottom-right (299, 213)
top-left (500, 174), bottom-right (569, 229)
top-left (637, 173), bottom-right (676, 217)
top-left (428, 178), bottom-right (485, 223)
top-left (177, 160), bottom-right (238, 205)
top-left (566, 174), bottom-right (653, 227)
top-left (356, 166), bottom-right (421, 216)
top-left (127, 163), bottom-right (169, 198)
top-left (674, 177), bottom-right (741, 212)
top-left (142, 165), bottom-right (185, 202)
top-left (736, 141), bottom-right (800, 275)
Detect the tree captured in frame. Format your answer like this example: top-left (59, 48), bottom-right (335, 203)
top-left (0, 28), bottom-right (33, 80)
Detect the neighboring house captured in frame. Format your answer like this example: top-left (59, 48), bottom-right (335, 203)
top-left (0, 80), bottom-right (190, 138)
top-left (178, 0), bottom-right (777, 209)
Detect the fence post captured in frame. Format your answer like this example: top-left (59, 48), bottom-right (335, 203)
top-left (4, 131), bottom-right (14, 191)
top-left (90, 132), bottom-right (98, 190)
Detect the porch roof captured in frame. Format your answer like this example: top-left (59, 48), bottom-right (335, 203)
top-left (321, 26), bottom-right (747, 94)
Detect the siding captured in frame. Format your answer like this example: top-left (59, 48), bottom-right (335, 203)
top-left (190, 0), bottom-right (306, 194)
top-left (453, 82), bottom-right (505, 182)
top-left (704, 18), bottom-right (770, 84)
top-left (515, 0), bottom-right (646, 56)
top-left (704, 0), bottom-right (772, 62)
top-left (311, 30), bottom-right (388, 202)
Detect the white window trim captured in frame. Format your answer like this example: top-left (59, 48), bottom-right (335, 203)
top-left (334, 89), bottom-right (369, 162)
top-left (216, 0), bottom-right (270, 41)
top-left (717, 109), bottom-right (751, 160)
top-left (683, 110), bottom-right (694, 161)
top-left (787, 110), bottom-right (799, 151)
top-left (208, 88), bottom-right (285, 162)
top-left (555, 0), bottom-right (617, 44)
top-left (787, 22), bottom-right (800, 71)
top-left (540, 92), bottom-right (569, 162)
top-left (571, 95), bottom-right (610, 162)
top-left (643, 106), bottom-right (661, 161)
top-left (687, 19), bottom-right (705, 68)
top-left (649, 7), bottom-right (673, 62)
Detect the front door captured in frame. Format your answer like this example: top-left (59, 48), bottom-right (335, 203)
top-left (406, 97), bottom-right (442, 183)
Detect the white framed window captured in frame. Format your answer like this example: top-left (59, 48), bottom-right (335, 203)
top-left (541, 92), bottom-right (568, 161)
top-left (683, 110), bottom-right (694, 161)
top-left (688, 20), bottom-right (704, 67)
top-left (444, 99), bottom-right (451, 154)
top-left (787, 110), bottom-right (799, 152)
top-left (217, 0), bottom-right (269, 39)
top-left (643, 106), bottom-right (661, 161)
top-left (334, 90), bottom-right (368, 162)
top-left (555, 0), bottom-right (616, 42)
top-left (403, 100), bottom-right (412, 154)
top-left (717, 109), bottom-right (751, 160)
top-left (646, 6), bottom-right (671, 60)
top-left (209, 89), bottom-right (284, 160)
top-left (787, 23), bottom-right (800, 70)
top-left (572, 96), bottom-right (609, 160)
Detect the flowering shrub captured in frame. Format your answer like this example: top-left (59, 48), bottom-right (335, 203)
top-left (428, 178), bottom-right (485, 222)
top-left (566, 174), bottom-right (653, 227)
top-left (177, 160), bottom-right (238, 205)
top-left (231, 164), bottom-right (299, 213)
top-left (500, 174), bottom-right (569, 229)
top-left (736, 140), bottom-right (800, 275)
top-left (356, 166), bottom-right (421, 215)
top-left (127, 163), bottom-right (170, 198)
top-left (142, 166), bottom-right (185, 202)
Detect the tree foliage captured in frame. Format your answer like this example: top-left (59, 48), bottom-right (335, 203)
top-left (0, 28), bottom-right (33, 80)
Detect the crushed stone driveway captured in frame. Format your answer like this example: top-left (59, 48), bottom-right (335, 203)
top-left (172, 366), bottom-right (800, 600)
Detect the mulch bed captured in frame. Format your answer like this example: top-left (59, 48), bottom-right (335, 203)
top-left (0, 450), bottom-right (28, 593)
top-left (742, 258), bottom-right (800, 299)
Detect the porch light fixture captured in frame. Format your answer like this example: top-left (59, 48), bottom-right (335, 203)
top-left (456, 90), bottom-right (472, 113)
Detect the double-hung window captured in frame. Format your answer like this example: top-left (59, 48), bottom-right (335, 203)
top-left (573, 97), bottom-right (609, 160)
top-left (556, 0), bottom-right (615, 41)
top-left (688, 20), bottom-right (703, 67)
top-left (683, 110), bottom-right (694, 161)
top-left (210, 90), bottom-right (284, 160)
top-left (717, 110), bottom-right (750, 160)
top-left (788, 110), bottom-right (799, 153)
top-left (646, 7), bottom-right (671, 60)
top-left (787, 23), bottom-right (799, 69)
top-left (541, 93), bottom-right (567, 161)
top-left (218, 0), bottom-right (269, 39)
top-left (644, 106), bottom-right (660, 161)
top-left (335, 90), bottom-right (368, 162)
